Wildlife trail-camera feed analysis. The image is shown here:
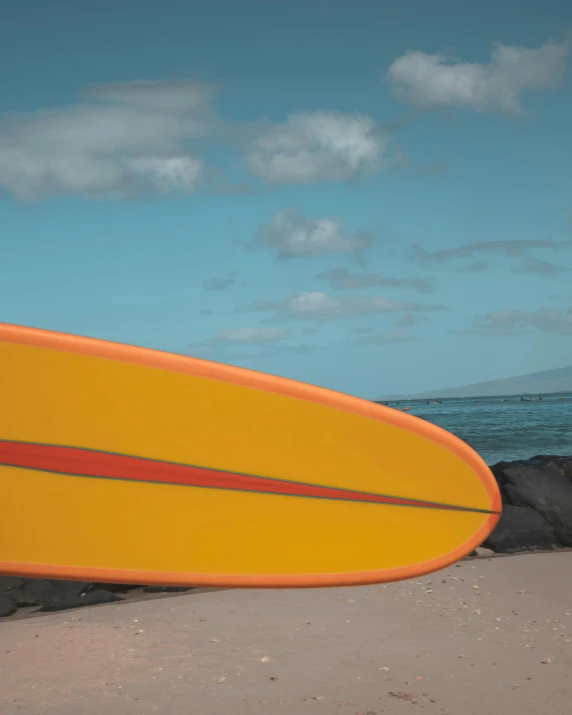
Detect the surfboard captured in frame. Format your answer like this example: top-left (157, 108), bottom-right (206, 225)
top-left (0, 323), bottom-right (501, 589)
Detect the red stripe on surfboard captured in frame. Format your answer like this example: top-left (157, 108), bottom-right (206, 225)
top-left (0, 441), bottom-right (494, 514)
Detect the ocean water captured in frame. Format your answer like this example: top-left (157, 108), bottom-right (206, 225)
top-left (380, 394), bottom-right (572, 465)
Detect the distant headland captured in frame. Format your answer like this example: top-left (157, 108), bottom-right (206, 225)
top-left (378, 365), bottom-right (572, 401)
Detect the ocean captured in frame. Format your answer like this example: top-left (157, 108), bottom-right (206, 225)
top-left (380, 394), bottom-right (572, 465)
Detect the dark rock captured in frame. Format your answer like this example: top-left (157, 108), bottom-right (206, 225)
top-left (502, 463), bottom-right (572, 547)
top-left (483, 504), bottom-right (560, 553)
top-left (484, 455), bottom-right (572, 553)
top-left (0, 577), bottom-right (27, 592)
top-left (0, 591), bottom-right (17, 618)
top-left (88, 583), bottom-right (142, 594)
top-left (525, 455), bottom-right (572, 479)
top-left (489, 463), bottom-right (512, 502)
top-left (0, 577), bottom-right (190, 617)
top-left (39, 589), bottom-right (123, 612)
top-left (2, 579), bottom-right (90, 607)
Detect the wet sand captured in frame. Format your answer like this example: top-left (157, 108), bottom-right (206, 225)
top-left (1, 552), bottom-right (571, 715)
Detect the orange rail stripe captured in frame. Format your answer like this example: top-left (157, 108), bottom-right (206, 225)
top-left (0, 441), bottom-right (496, 514)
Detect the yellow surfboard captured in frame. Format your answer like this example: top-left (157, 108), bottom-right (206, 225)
top-left (0, 323), bottom-right (501, 589)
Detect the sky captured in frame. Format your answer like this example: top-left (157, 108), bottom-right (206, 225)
top-left (1, 0), bottom-right (571, 398)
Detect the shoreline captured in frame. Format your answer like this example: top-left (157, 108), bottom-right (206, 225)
top-left (1, 551), bottom-right (571, 715)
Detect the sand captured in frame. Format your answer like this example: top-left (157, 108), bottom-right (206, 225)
top-left (1, 552), bottom-right (571, 715)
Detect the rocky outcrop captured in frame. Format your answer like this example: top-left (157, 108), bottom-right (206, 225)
top-left (483, 505), bottom-right (560, 552)
top-left (0, 577), bottom-right (193, 617)
top-left (0, 577), bottom-right (125, 615)
top-left (484, 455), bottom-right (572, 553)
top-left (0, 590), bottom-right (17, 618)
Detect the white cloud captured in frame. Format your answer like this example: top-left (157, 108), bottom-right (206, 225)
top-left (411, 237), bottom-right (572, 268)
top-left (0, 80), bottom-right (218, 200)
top-left (388, 41), bottom-right (568, 114)
top-left (246, 291), bottom-right (446, 322)
top-left (356, 329), bottom-right (421, 345)
top-left (245, 111), bottom-right (386, 184)
top-left (460, 307), bottom-right (572, 336)
top-left (0, 81), bottom-right (390, 200)
top-left (130, 157), bottom-right (204, 192)
top-left (253, 211), bottom-right (373, 259)
top-left (318, 267), bottom-right (435, 292)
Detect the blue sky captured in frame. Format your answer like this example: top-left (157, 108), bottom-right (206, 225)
top-left (1, 0), bottom-right (571, 398)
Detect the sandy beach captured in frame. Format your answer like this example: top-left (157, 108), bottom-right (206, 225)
top-left (1, 552), bottom-right (571, 715)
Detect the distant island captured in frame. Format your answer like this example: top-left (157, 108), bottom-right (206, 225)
top-left (378, 364), bottom-right (572, 401)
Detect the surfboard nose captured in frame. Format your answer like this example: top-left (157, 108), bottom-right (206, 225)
top-left (0, 322), bottom-right (501, 588)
